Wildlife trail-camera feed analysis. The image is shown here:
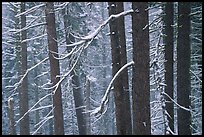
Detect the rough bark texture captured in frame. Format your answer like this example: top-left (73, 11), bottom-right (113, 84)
top-left (132, 2), bottom-right (151, 135)
top-left (164, 2), bottom-right (174, 134)
top-left (45, 2), bottom-right (64, 135)
top-left (177, 2), bottom-right (191, 135)
top-left (19, 2), bottom-right (30, 135)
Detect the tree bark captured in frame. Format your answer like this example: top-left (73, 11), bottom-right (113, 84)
top-left (19, 2), bottom-right (30, 135)
top-left (116, 2), bottom-right (132, 135)
top-left (45, 2), bottom-right (64, 135)
top-left (108, 2), bottom-right (132, 135)
top-left (8, 98), bottom-right (16, 135)
top-left (85, 79), bottom-right (91, 135)
top-left (163, 2), bottom-right (174, 134)
top-left (177, 2), bottom-right (191, 135)
top-left (132, 2), bottom-right (151, 135)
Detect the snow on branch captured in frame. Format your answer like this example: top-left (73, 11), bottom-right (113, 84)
top-left (10, 57), bottom-right (49, 96)
top-left (65, 9), bottom-right (134, 48)
top-left (21, 33), bottom-right (47, 43)
top-left (32, 107), bottom-right (54, 135)
top-left (54, 2), bottom-right (70, 11)
top-left (14, 22), bottom-right (47, 34)
top-left (15, 3), bottom-right (46, 17)
top-left (45, 44), bottom-right (84, 94)
top-left (15, 93), bottom-right (52, 127)
top-left (50, 46), bottom-right (78, 60)
top-left (162, 92), bottom-right (193, 112)
top-left (91, 61), bottom-right (134, 117)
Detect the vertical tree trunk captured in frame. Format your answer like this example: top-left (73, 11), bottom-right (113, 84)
top-left (177, 2), bottom-right (191, 135)
top-left (45, 2), bottom-right (64, 135)
top-left (19, 2), bottom-right (30, 135)
top-left (116, 2), bottom-right (132, 135)
top-left (72, 73), bottom-right (87, 135)
top-left (85, 79), bottom-right (91, 135)
top-left (63, 7), bottom-right (87, 135)
top-left (163, 2), bottom-right (174, 135)
top-left (8, 98), bottom-right (16, 135)
top-left (108, 2), bottom-right (126, 135)
top-left (132, 2), bottom-right (151, 135)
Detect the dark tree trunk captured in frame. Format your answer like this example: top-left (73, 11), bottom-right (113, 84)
top-left (19, 2), bottom-right (30, 135)
top-left (108, 2), bottom-right (131, 135)
top-left (132, 2), bottom-right (151, 135)
top-left (177, 2), bottom-right (191, 135)
top-left (72, 73), bottom-right (87, 135)
top-left (163, 2), bottom-right (174, 134)
top-left (116, 2), bottom-right (132, 135)
top-left (45, 2), bottom-right (64, 135)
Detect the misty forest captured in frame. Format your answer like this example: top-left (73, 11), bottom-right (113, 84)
top-left (2, 2), bottom-right (202, 135)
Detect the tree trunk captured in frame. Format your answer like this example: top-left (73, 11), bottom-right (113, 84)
top-left (132, 2), bottom-right (151, 135)
top-left (163, 2), bottom-right (174, 135)
top-left (177, 2), bottom-right (191, 135)
top-left (8, 98), bottom-right (16, 135)
top-left (85, 79), bottom-right (91, 135)
top-left (45, 2), bottom-right (64, 135)
top-left (72, 73), bottom-right (87, 135)
top-left (116, 2), bottom-right (132, 135)
top-left (108, 2), bottom-right (131, 135)
top-left (19, 2), bottom-right (30, 135)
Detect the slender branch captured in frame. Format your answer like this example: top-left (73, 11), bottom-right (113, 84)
top-left (162, 92), bottom-right (193, 112)
top-left (15, 3), bottom-right (46, 17)
top-left (10, 57), bottom-right (49, 95)
top-left (91, 61), bottom-right (134, 116)
top-left (15, 93), bottom-right (52, 126)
